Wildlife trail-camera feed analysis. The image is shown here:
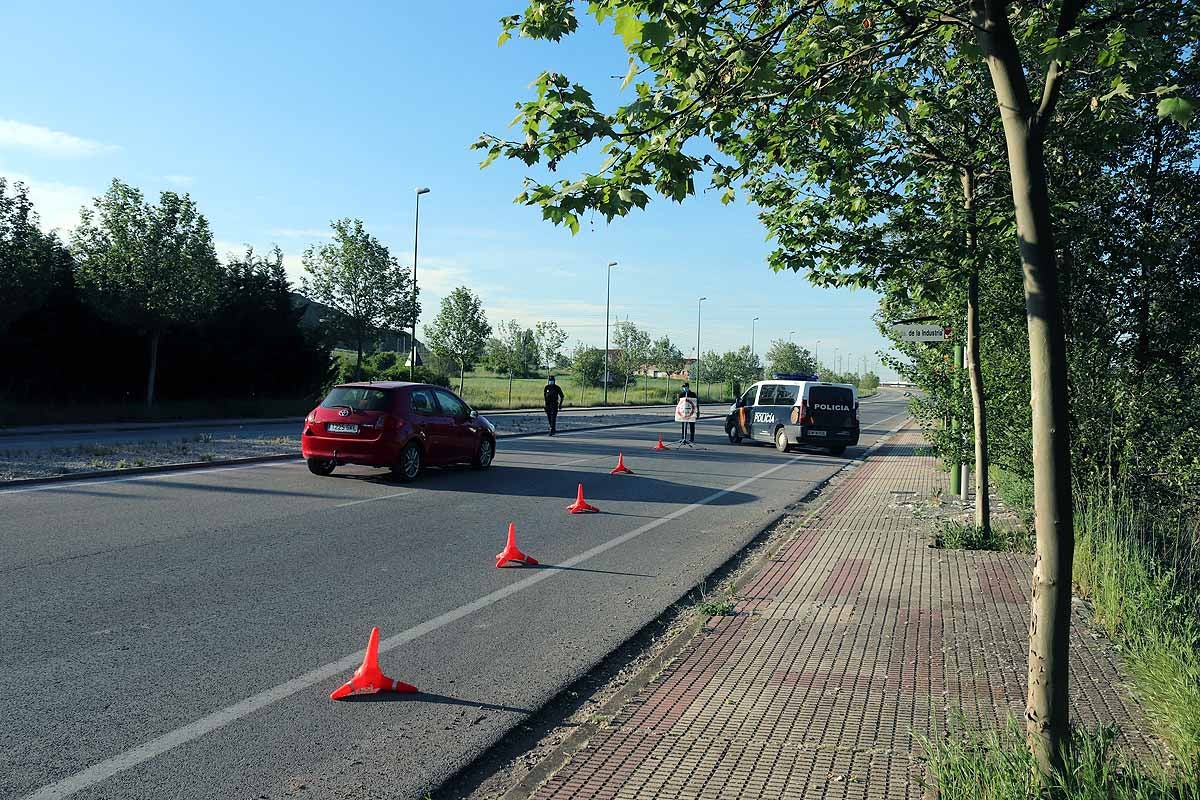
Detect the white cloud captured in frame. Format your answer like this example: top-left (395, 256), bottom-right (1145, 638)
top-left (163, 174), bottom-right (194, 187)
top-left (1, 171), bottom-right (96, 235)
top-left (0, 119), bottom-right (119, 158)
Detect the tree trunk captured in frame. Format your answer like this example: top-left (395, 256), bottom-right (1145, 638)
top-left (145, 329), bottom-right (161, 408)
top-left (962, 168), bottom-right (992, 534)
top-left (974, 0), bottom-right (1076, 777)
top-left (666, 375), bottom-right (672, 404)
top-left (508, 373), bottom-right (513, 408)
top-left (623, 372), bottom-right (630, 403)
top-left (459, 362), bottom-right (466, 395)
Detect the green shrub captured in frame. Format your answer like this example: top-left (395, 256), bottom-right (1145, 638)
top-left (935, 520), bottom-right (1033, 552)
top-left (922, 717), bottom-right (1198, 799)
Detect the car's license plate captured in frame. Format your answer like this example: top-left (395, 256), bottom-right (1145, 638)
top-left (807, 429), bottom-right (827, 437)
top-left (326, 423), bottom-right (359, 433)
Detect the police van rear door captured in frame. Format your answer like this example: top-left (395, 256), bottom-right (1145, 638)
top-left (807, 385), bottom-right (856, 429)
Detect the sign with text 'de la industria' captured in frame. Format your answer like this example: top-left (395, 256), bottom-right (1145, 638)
top-left (891, 324), bottom-right (952, 342)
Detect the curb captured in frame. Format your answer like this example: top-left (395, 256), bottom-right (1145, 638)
top-left (0, 415), bottom-right (722, 490)
top-left (444, 418), bottom-right (915, 800)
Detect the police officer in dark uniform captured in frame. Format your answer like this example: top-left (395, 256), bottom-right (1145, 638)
top-left (678, 381), bottom-right (698, 443)
top-left (543, 375), bottom-right (565, 435)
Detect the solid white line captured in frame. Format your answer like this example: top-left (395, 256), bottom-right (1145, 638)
top-left (0, 460), bottom-right (304, 497)
top-left (333, 490), bottom-right (418, 508)
top-left (21, 455), bottom-right (802, 800)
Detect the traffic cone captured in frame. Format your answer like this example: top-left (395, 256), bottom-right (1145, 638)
top-left (566, 483), bottom-right (600, 514)
top-left (330, 627), bottom-right (418, 700)
top-left (653, 435), bottom-right (668, 451)
top-left (496, 522), bottom-right (539, 567)
top-left (610, 452), bottom-right (635, 475)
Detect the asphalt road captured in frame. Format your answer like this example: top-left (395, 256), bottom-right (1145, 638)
top-left (0, 406), bottom-right (680, 454)
top-left (1, 390), bottom-right (908, 800)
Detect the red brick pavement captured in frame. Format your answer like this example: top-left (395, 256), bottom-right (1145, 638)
top-left (530, 425), bottom-right (1159, 799)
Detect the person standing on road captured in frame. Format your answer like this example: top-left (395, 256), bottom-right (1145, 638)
top-left (544, 375), bottom-right (565, 436)
top-left (678, 381), bottom-right (698, 443)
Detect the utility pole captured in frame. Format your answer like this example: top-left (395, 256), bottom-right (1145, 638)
top-left (603, 261), bottom-right (618, 404)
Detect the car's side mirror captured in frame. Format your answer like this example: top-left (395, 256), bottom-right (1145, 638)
top-left (469, 409), bottom-right (478, 419)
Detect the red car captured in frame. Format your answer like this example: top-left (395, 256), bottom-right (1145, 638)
top-left (301, 382), bottom-right (497, 480)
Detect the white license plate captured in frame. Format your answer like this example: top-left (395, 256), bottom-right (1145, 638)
top-left (326, 423), bottom-right (359, 433)
top-left (807, 429), bottom-right (827, 437)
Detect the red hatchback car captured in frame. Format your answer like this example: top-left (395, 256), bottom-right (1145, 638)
top-left (301, 382), bottom-right (497, 480)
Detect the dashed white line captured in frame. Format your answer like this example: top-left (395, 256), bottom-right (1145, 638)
top-left (333, 490), bottom-right (418, 508)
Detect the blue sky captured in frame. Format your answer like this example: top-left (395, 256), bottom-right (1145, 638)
top-left (0, 0), bottom-right (895, 377)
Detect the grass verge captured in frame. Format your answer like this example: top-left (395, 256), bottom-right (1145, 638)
top-left (935, 519), bottom-right (1034, 552)
top-left (922, 717), bottom-right (1199, 799)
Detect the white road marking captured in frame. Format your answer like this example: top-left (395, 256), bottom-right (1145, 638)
top-left (333, 490), bottom-right (418, 508)
top-left (0, 460), bottom-right (303, 496)
top-left (21, 455), bottom-right (803, 800)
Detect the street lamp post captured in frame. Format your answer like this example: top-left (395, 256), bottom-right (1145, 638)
top-left (410, 187), bottom-right (430, 380)
top-left (696, 296), bottom-right (707, 398)
top-left (815, 339), bottom-right (822, 367)
top-left (751, 316), bottom-right (759, 380)
top-left (603, 261), bottom-right (618, 404)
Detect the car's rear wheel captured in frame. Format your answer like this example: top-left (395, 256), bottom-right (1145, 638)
top-left (830, 445), bottom-right (847, 456)
top-left (393, 442), bottom-right (423, 481)
top-left (472, 436), bottom-right (495, 469)
top-left (774, 428), bottom-right (791, 453)
top-left (307, 458), bottom-right (336, 476)
top-left (727, 426), bottom-right (742, 444)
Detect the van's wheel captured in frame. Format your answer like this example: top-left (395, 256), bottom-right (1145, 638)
top-left (393, 442), bottom-right (423, 481)
top-left (472, 436), bottom-right (495, 469)
top-left (830, 445), bottom-right (847, 455)
top-left (307, 458), bottom-right (336, 476)
top-left (774, 428), bottom-right (791, 453)
top-left (727, 426), bottom-right (742, 444)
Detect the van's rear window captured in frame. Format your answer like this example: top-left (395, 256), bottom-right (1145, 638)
top-left (321, 387), bottom-right (393, 412)
top-left (808, 386), bottom-right (854, 408)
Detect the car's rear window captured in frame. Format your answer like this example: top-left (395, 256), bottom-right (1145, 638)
top-left (321, 386), bottom-right (393, 412)
top-left (808, 386), bottom-right (854, 411)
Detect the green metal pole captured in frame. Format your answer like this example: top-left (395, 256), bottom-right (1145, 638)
top-left (949, 342), bottom-right (964, 495)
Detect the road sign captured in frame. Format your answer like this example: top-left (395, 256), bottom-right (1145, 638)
top-left (891, 324), bottom-right (951, 342)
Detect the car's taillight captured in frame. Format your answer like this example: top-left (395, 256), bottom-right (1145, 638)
top-left (799, 400), bottom-right (814, 425)
top-left (305, 410), bottom-right (316, 424)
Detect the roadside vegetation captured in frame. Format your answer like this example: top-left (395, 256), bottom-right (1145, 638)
top-left (922, 719), bottom-right (1199, 799)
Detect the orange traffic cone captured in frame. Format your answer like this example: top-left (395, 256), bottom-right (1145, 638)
top-left (653, 435), bottom-right (668, 451)
top-left (610, 452), bottom-right (635, 475)
top-left (496, 522), bottom-right (539, 567)
top-left (330, 627), bottom-right (418, 700)
top-left (566, 483), bottom-right (600, 514)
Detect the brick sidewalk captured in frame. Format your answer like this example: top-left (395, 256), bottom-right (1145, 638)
top-left (531, 425), bottom-right (1158, 799)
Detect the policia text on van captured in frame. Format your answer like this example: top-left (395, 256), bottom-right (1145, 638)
top-left (724, 375), bottom-right (859, 455)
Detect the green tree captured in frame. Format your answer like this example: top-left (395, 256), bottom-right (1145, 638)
top-left (72, 179), bottom-right (220, 406)
top-left (649, 335), bottom-right (685, 398)
top-left (612, 320), bottom-right (651, 403)
top-left (491, 319), bottom-right (530, 406)
top-left (300, 218), bottom-right (416, 381)
top-left (766, 340), bottom-right (818, 377)
top-left (570, 344), bottom-right (605, 395)
top-left (477, 2), bottom-right (1196, 768)
top-left (0, 178), bottom-right (58, 332)
top-left (424, 286), bottom-right (492, 393)
top-left (534, 320), bottom-right (568, 369)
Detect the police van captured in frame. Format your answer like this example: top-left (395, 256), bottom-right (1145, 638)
top-left (724, 374), bottom-right (859, 455)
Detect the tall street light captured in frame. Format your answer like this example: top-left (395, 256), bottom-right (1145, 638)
top-left (696, 296), bottom-right (707, 397)
top-left (410, 187), bottom-right (430, 380)
top-left (603, 261), bottom-right (618, 404)
top-left (751, 316), bottom-right (759, 380)
top-left (815, 339), bottom-right (822, 368)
